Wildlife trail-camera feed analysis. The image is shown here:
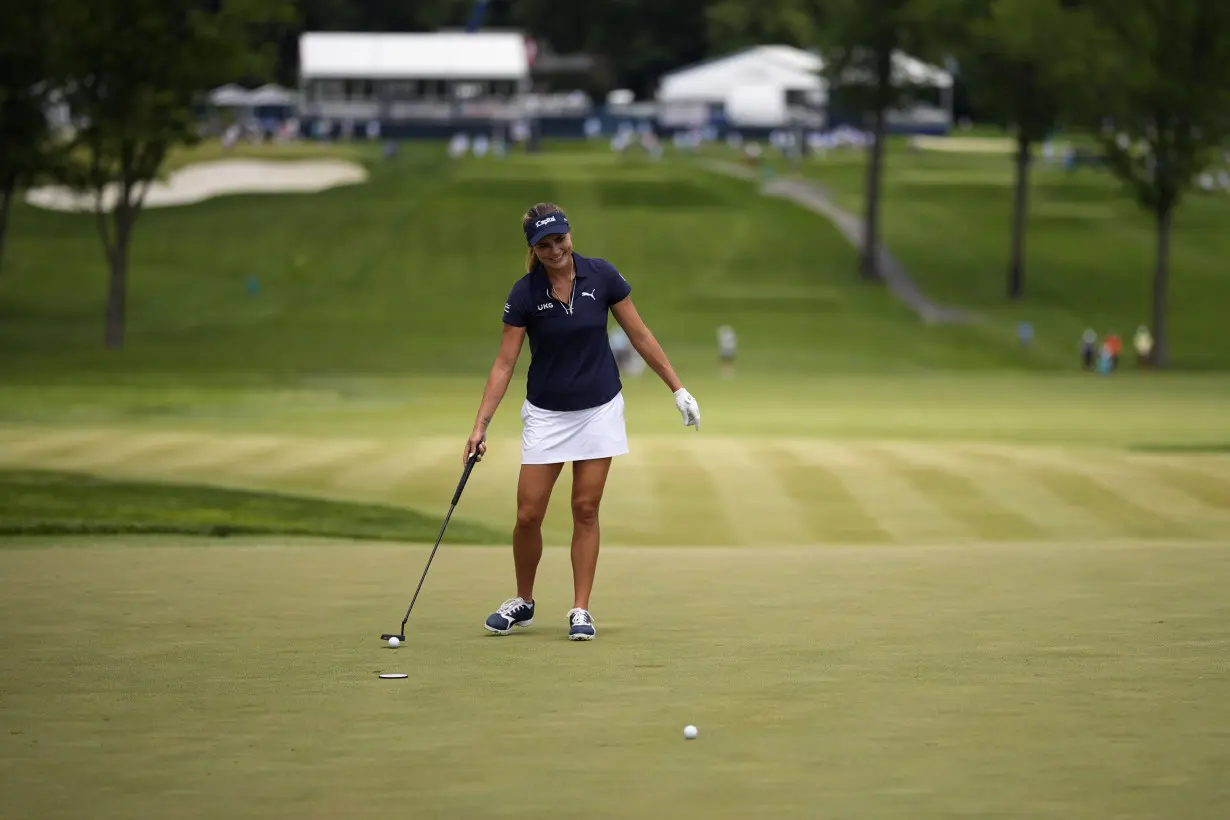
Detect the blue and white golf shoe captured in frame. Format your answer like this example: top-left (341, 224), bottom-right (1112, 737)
top-left (567, 608), bottom-right (596, 641)
top-left (484, 597), bottom-right (535, 635)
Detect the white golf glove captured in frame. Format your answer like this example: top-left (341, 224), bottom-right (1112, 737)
top-left (673, 387), bottom-right (700, 430)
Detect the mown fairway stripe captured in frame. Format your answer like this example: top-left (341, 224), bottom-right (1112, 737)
top-left (1120, 455), bottom-right (1230, 511)
top-left (793, 441), bottom-right (973, 544)
top-left (1074, 452), bottom-right (1230, 537)
top-left (241, 438), bottom-right (386, 480)
top-left (382, 438), bottom-right (478, 503)
top-left (868, 442), bottom-right (1062, 542)
top-left (964, 445), bottom-right (1197, 540)
top-left (763, 440), bottom-right (891, 544)
top-left (650, 439), bottom-right (741, 546)
top-left (947, 443), bottom-right (1118, 539)
top-left (1019, 446), bottom-right (1229, 538)
top-left (1145, 463), bottom-right (1230, 512)
top-left (600, 443), bottom-right (665, 543)
top-left (694, 437), bottom-right (813, 546)
top-left (322, 438), bottom-right (457, 494)
top-left (0, 429), bottom-right (127, 464)
top-left (128, 434), bottom-right (291, 475)
top-left (36, 432), bottom-right (208, 472)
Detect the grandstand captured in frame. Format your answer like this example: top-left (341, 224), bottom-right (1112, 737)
top-left (297, 31), bottom-right (530, 134)
top-left (297, 31), bottom-right (611, 139)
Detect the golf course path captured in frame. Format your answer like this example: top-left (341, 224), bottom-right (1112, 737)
top-left (697, 158), bottom-right (977, 325)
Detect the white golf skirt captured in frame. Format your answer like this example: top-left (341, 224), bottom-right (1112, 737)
top-left (520, 392), bottom-right (629, 465)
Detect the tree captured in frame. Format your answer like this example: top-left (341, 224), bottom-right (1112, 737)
top-left (0, 1), bottom-right (59, 278)
top-left (50, 0), bottom-right (295, 349)
top-left (507, 0), bottom-right (711, 99)
top-left (1078, 0), bottom-right (1230, 367)
top-left (957, 0), bottom-right (1095, 299)
top-left (705, 0), bottom-right (831, 56)
top-left (820, 0), bottom-right (946, 281)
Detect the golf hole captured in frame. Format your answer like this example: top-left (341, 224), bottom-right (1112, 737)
top-left (378, 673), bottom-right (408, 679)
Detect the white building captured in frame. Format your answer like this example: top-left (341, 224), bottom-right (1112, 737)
top-left (655, 45), bottom-right (953, 129)
top-left (298, 31), bottom-right (532, 122)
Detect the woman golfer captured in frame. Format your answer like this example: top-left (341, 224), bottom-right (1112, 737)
top-left (464, 202), bottom-right (700, 641)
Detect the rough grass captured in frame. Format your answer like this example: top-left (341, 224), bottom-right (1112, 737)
top-left (7, 138), bottom-right (1227, 378)
top-left (697, 136), bottom-right (1230, 369)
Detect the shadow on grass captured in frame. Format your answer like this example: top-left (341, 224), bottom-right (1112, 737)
top-left (1128, 443), bottom-right (1230, 454)
top-left (0, 469), bottom-right (506, 545)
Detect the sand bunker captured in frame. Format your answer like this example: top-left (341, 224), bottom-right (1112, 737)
top-left (911, 136), bottom-right (1019, 154)
top-left (24, 158), bottom-right (368, 212)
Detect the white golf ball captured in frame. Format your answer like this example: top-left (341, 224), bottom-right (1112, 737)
top-left (388, 636), bottom-right (400, 648)
top-left (684, 725), bottom-right (698, 740)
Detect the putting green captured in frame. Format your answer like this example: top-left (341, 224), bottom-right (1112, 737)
top-left (2, 539), bottom-right (1228, 819)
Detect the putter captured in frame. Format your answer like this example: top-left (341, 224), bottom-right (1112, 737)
top-left (381, 446), bottom-right (482, 643)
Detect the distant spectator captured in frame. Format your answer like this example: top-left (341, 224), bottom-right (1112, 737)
top-left (717, 324), bottom-right (737, 378)
top-left (1080, 328), bottom-right (1098, 370)
top-left (1105, 332), bottom-right (1122, 370)
top-left (608, 326), bottom-right (631, 370)
top-left (1134, 325), bottom-right (1154, 367)
top-left (1017, 321), bottom-right (1034, 348)
top-left (717, 324), bottom-right (737, 364)
top-left (1097, 343), bottom-right (1114, 375)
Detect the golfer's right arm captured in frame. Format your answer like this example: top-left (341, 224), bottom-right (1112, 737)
top-left (466, 324), bottom-right (525, 463)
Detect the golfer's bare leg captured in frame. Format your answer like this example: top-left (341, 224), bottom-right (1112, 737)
top-left (514, 463), bottom-right (564, 601)
top-left (570, 457), bottom-right (612, 610)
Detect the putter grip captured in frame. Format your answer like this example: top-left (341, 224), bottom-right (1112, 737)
top-left (452, 449), bottom-right (480, 505)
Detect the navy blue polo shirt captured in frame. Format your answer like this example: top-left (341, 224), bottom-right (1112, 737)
top-left (502, 253), bottom-right (632, 411)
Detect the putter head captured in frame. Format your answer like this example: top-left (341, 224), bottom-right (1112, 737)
top-left (381, 633), bottom-right (406, 642)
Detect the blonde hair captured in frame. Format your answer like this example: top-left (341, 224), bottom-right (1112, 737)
top-left (522, 202), bottom-right (567, 273)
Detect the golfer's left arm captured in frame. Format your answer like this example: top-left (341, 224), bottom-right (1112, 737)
top-left (611, 297), bottom-right (682, 392)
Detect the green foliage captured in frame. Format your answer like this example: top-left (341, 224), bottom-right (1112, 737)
top-left (945, 0), bottom-right (1101, 298)
top-left (505, 0), bottom-right (711, 98)
top-left (1070, 0), bottom-right (1230, 366)
top-left (820, 0), bottom-right (942, 114)
top-left (44, 0), bottom-right (296, 347)
top-left (52, 0), bottom-right (296, 206)
top-left (705, 0), bottom-right (831, 55)
top-left (1080, 0), bottom-right (1230, 215)
top-left (817, 0), bottom-right (960, 281)
top-left (958, 0), bottom-right (1095, 143)
top-left (0, 0), bottom-right (62, 274)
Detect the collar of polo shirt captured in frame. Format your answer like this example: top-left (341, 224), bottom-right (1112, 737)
top-left (535, 253), bottom-right (590, 315)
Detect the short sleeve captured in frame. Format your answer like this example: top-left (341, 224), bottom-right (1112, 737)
top-left (503, 280), bottom-right (529, 327)
top-left (603, 260), bottom-right (631, 306)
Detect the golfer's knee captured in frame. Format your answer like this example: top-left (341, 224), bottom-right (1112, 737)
top-left (571, 497), bottom-right (600, 526)
top-left (515, 503), bottom-right (547, 530)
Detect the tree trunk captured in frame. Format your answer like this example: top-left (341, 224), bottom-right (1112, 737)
top-left (1151, 202), bottom-right (1171, 368)
top-left (104, 213), bottom-right (133, 350)
top-left (1007, 136), bottom-right (1032, 299)
top-left (861, 103), bottom-right (887, 281)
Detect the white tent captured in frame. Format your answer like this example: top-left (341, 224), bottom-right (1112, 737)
top-left (208, 84), bottom-right (254, 106)
top-left (724, 83), bottom-right (790, 127)
top-left (656, 46), bottom-right (825, 106)
top-left (839, 50), bottom-right (955, 89)
top-left (298, 32), bottom-right (530, 81)
top-left (655, 45), bottom-right (953, 109)
top-left (247, 83), bottom-right (296, 106)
